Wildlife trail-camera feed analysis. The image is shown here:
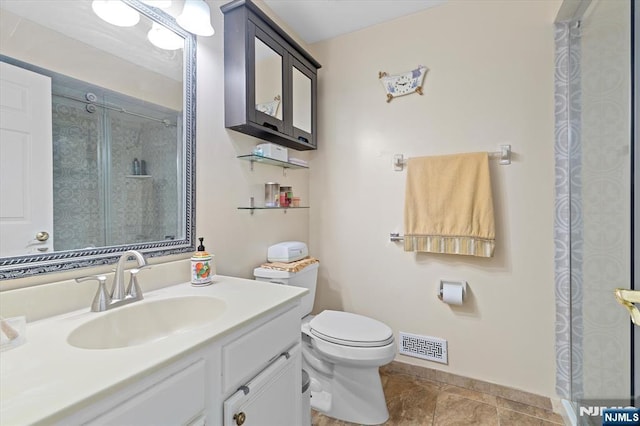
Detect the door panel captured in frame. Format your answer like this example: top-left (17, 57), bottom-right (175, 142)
top-left (224, 347), bottom-right (300, 426)
top-left (0, 62), bottom-right (53, 256)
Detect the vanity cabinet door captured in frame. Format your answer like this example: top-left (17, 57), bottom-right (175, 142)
top-left (221, 305), bottom-right (299, 395)
top-left (72, 359), bottom-right (206, 426)
top-left (223, 345), bottom-right (301, 426)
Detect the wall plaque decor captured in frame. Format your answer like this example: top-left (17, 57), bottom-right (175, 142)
top-left (379, 65), bottom-right (428, 103)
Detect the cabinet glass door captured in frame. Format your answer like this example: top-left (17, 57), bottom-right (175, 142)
top-left (254, 36), bottom-right (283, 122)
top-left (290, 57), bottom-right (315, 146)
top-left (292, 65), bottom-right (311, 133)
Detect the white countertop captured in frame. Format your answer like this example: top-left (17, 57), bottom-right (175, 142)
top-left (0, 276), bottom-right (306, 426)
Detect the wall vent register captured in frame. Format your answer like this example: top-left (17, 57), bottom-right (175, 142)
top-left (399, 332), bottom-right (448, 364)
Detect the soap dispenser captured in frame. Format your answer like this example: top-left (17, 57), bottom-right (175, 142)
top-left (191, 237), bottom-right (214, 286)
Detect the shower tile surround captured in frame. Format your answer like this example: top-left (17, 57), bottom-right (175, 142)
top-left (313, 362), bottom-right (567, 425)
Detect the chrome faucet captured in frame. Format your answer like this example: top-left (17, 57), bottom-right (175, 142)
top-left (76, 250), bottom-right (150, 312)
top-left (111, 250), bottom-right (148, 300)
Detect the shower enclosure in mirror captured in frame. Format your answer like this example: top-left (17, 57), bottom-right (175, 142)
top-left (0, 0), bottom-right (195, 279)
top-left (50, 65), bottom-right (182, 251)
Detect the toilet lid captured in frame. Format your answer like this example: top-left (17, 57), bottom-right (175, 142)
top-left (309, 310), bottom-right (394, 348)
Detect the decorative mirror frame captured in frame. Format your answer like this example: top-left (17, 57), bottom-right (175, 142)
top-left (0, 0), bottom-right (196, 280)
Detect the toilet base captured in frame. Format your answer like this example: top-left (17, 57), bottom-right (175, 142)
top-left (307, 363), bottom-right (389, 425)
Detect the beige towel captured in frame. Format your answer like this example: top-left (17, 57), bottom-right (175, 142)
top-left (260, 256), bottom-right (319, 272)
top-left (404, 152), bottom-right (495, 257)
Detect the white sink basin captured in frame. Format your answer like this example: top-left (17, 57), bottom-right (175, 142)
top-left (67, 296), bottom-right (227, 349)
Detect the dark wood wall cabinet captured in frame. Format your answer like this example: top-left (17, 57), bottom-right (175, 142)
top-left (221, 0), bottom-right (321, 151)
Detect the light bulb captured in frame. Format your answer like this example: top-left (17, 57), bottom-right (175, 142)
top-left (92, 0), bottom-right (140, 27)
top-left (177, 0), bottom-right (214, 36)
top-left (148, 22), bottom-right (184, 50)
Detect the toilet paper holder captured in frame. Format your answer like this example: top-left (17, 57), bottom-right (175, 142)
top-left (438, 280), bottom-right (467, 303)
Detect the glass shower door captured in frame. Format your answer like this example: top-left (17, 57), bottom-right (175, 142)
top-left (567, 0), bottom-right (636, 424)
top-left (51, 88), bottom-right (105, 251)
top-left (51, 79), bottom-right (182, 250)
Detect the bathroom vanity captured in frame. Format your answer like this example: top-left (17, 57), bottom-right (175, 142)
top-left (0, 276), bottom-right (306, 425)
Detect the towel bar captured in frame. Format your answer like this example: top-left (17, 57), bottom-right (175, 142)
top-left (393, 145), bottom-right (512, 171)
top-left (390, 233), bottom-right (404, 242)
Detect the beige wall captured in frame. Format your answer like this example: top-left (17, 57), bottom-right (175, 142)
top-left (308, 0), bottom-right (560, 398)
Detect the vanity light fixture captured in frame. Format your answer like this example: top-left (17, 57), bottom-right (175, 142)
top-left (147, 22), bottom-right (183, 50)
top-left (176, 0), bottom-right (215, 36)
top-left (91, 0), bottom-right (140, 27)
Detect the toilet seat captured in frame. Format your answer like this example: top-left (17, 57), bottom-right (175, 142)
top-left (309, 310), bottom-right (394, 348)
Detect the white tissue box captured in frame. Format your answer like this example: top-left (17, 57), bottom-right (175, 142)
top-left (256, 143), bottom-right (288, 162)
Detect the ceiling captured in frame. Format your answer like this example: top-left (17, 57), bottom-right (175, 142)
top-left (262, 0), bottom-right (446, 44)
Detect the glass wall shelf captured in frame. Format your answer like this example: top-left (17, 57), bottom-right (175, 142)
top-left (238, 206), bottom-right (309, 215)
top-left (237, 154), bottom-right (308, 170)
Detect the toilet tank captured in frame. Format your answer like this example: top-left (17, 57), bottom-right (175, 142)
top-left (253, 262), bottom-right (319, 317)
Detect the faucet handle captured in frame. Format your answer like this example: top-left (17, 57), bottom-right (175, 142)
top-left (126, 265), bottom-right (151, 300)
top-left (76, 275), bottom-right (111, 312)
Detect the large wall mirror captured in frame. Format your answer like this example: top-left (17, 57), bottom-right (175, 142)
top-left (0, 0), bottom-right (196, 280)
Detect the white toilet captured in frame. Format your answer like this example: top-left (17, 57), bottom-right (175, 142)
top-left (254, 244), bottom-right (396, 425)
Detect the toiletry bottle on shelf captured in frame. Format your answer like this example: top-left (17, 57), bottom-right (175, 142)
top-left (191, 237), bottom-right (214, 286)
top-left (132, 158), bottom-right (141, 175)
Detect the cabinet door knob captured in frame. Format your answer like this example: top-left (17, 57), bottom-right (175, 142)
top-left (233, 412), bottom-right (246, 425)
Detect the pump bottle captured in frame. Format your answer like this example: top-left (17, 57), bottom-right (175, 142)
top-left (191, 237), bottom-right (214, 286)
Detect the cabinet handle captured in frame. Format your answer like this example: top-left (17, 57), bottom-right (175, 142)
top-left (262, 122), bottom-right (278, 132)
top-left (233, 412), bottom-right (246, 425)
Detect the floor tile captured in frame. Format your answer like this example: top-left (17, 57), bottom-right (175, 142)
top-left (384, 373), bottom-right (440, 425)
top-left (310, 369), bottom-right (566, 426)
top-left (497, 398), bottom-right (565, 424)
top-left (441, 384), bottom-right (498, 406)
top-left (497, 407), bottom-right (565, 426)
top-left (433, 392), bottom-right (499, 426)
